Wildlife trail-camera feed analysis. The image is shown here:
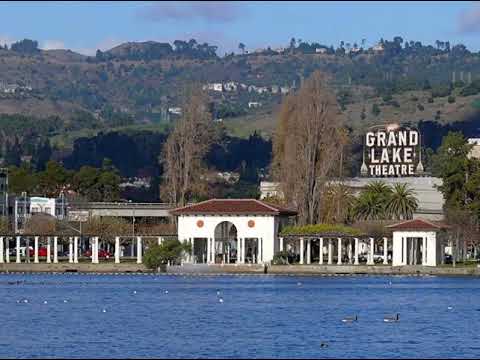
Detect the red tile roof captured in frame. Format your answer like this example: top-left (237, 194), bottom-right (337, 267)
top-left (386, 218), bottom-right (446, 231)
top-left (170, 199), bottom-right (298, 216)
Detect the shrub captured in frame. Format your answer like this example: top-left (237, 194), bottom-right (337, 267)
top-left (371, 103), bottom-right (381, 116)
top-left (272, 251), bottom-right (290, 265)
top-left (143, 239), bottom-right (191, 271)
top-left (428, 97), bottom-right (434, 103)
top-left (448, 96), bottom-right (456, 103)
top-left (417, 103), bottom-right (425, 111)
top-left (280, 223), bottom-right (362, 236)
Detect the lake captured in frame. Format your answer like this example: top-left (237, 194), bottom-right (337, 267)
top-left (0, 273), bottom-right (479, 358)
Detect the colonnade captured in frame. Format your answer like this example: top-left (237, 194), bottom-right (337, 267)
top-left (188, 237), bottom-right (264, 265)
top-left (0, 235), bottom-right (161, 264)
top-left (279, 236), bottom-right (390, 265)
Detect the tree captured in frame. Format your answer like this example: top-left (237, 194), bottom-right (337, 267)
top-left (386, 183), bottom-right (418, 220)
top-left (143, 240), bottom-right (191, 271)
top-left (83, 216), bottom-right (130, 240)
top-left (24, 213), bottom-right (57, 235)
top-left (8, 164), bottom-right (37, 195)
top-left (238, 43), bottom-right (246, 54)
top-left (160, 85), bottom-right (216, 206)
top-left (10, 39), bottom-right (39, 54)
top-left (320, 183), bottom-right (355, 223)
top-left (272, 70), bottom-right (345, 224)
top-left (371, 103), bottom-right (381, 116)
top-left (37, 160), bottom-right (71, 198)
top-left (353, 181), bottom-right (392, 221)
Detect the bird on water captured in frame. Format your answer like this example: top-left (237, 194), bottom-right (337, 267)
top-left (383, 313), bottom-right (399, 322)
top-left (342, 315), bottom-right (358, 323)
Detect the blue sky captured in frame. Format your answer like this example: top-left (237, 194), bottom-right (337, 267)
top-left (1, 1), bottom-right (480, 55)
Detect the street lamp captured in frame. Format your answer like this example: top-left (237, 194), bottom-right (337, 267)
top-left (129, 200), bottom-right (135, 257)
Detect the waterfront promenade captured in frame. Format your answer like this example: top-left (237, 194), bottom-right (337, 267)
top-left (2, 262), bottom-right (480, 276)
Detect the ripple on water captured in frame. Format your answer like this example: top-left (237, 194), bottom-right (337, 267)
top-left (0, 274), bottom-right (479, 358)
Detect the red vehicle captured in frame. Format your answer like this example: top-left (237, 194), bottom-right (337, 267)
top-left (38, 247), bottom-right (48, 257)
top-left (84, 249), bottom-right (112, 259)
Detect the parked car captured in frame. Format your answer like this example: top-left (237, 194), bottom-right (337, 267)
top-left (373, 254), bottom-right (385, 263)
top-left (38, 247), bottom-right (48, 257)
top-left (84, 249), bottom-right (112, 259)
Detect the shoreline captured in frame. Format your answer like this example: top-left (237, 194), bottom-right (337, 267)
top-left (1, 263), bottom-right (480, 276)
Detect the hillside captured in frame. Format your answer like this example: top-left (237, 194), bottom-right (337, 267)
top-left (1, 37), bottom-right (480, 147)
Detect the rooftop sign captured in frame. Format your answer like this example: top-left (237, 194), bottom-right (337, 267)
top-left (361, 123), bottom-right (424, 177)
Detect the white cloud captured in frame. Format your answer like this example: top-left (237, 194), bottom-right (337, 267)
top-left (41, 40), bottom-right (66, 50)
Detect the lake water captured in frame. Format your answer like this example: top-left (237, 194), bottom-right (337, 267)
top-left (1, 273), bottom-right (479, 359)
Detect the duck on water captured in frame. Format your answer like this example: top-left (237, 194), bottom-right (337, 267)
top-left (342, 315), bottom-right (358, 323)
top-left (384, 314), bottom-right (399, 322)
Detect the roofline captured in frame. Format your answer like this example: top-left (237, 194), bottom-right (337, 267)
top-left (170, 198), bottom-right (297, 216)
top-left (386, 218), bottom-right (444, 230)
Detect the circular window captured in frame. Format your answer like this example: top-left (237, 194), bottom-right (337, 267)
top-left (248, 220), bottom-right (255, 228)
top-left (197, 220), bottom-right (204, 228)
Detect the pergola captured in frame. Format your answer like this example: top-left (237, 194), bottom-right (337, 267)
top-left (279, 232), bottom-right (390, 265)
top-left (0, 234), bottom-right (176, 265)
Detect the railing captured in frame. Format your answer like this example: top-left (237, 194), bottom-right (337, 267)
top-left (70, 202), bottom-right (175, 209)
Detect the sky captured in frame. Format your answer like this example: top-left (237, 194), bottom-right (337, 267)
top-left (1, 1), bottom-right (480, 56)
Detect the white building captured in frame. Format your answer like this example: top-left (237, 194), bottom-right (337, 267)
top-left (248, 102), bottom-right (262, 109)
top-left (171, 199), bottom-right (297, 264)
top-left (388, 219), bottom-right (446, 266)
top-left (468, 138), bottom-right (480, 159)
top-left (223, 81), bottom-right (237, 92)
top-left (315, 48), bottom-right (327, 54)
top-left (168, 107), bottom-right (182, 115)
top-left (259, 181), bottom-right (284, 200)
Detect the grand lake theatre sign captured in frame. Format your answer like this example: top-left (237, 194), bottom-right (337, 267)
top-left (360, 123), bottom-right (424, 177)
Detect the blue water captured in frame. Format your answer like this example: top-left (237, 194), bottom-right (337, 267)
top-left (0, 274), bottom-right (479, 358)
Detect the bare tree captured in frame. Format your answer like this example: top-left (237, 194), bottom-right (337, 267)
top-left (24, 213), bottom-right (57, 235)
top-left (272, 71), bottom-right (345, 225)
top-left (161, 85), bottom-right (216, 207)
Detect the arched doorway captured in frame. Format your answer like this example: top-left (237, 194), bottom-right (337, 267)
top-left (214, 221), bottom-right (238, 264)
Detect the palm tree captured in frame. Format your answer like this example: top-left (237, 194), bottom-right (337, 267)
top-left (386, 183), bottom-right (418, 220)
top-left (353, 191), bottom-right (386, 220)
top-left (354, 181), bottom-right (392, 220)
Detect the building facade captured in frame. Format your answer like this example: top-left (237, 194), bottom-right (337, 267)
top-left (171, 199), bottom-right (297, 264)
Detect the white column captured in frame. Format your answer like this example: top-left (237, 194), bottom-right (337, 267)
top-left (16, 236), bottom-right (21, 263)
top-left (211, 238), bottom-right (215, 264)
top-left (354, 238), bottom-right (359, 265)
top-left (68, 237), bottom-right (73, 263)
top-left (136, 236), bottom-right (142, 264)
top-left (5, 238), bottom-right (9, 263)
top-left (191, 238), bottom-right (194, 263)
top-left (236, 238), bottom-right (241, 264)
top-left (422, 237), bottom-right (427, 265)
top-left (34, 236), bottom-right (39, 263)
top-left (242, 238), bottom-right (246, 264)
top-left (279, 237), bottom-right (284, 252)
top-left (46, 237), bottom-right (51, 263)
top-left (337, 238), bottom-right (342, 265)
top-left (259, 238), bottom-right (263, 263)
top-left (74, 236), bottom-right (79, 263)
top-left (319, 238), bottom-right (323, 264)
top-left (0, 237), bottom-right (4, 263)
top-left (53, 236), bottom-right (58, 263)
top-left (367, 237), bottom-right (374, 265)
top-left (115, 237), bottom-right (120, 264)
top-left (96, 237), bottom-right (100, 263)
top-left (328, 239), bottom-right (333, 264)
top-left (348, 240), bottom-right (353, 264)
top-left (383, 237), bottom-right (388, 265)
top-left (157, 237), bottom-right (162, 245)
top-left (306, 239), bottom-right (311, 264)
top-left (300, 237), bottom-right (304, 265)
top-left (207, 237), bottom-right (211, 264)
